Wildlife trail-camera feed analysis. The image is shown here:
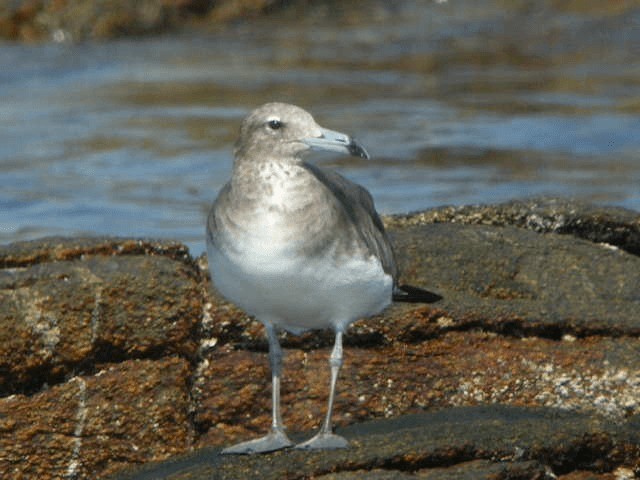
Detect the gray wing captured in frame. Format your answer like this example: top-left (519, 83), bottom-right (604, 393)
top-left (303, 162), bottom-right (398, 282)
top-left (206, 182), bottom-right (232, 252)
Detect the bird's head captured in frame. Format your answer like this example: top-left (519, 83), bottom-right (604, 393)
top-left (234, 102), bottom-right (369, 164)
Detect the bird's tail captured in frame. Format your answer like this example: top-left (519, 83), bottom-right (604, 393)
top-left (393, 284), bottom-right (442, 304)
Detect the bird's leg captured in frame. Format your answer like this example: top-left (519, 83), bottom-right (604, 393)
top-left (296, 330), bottom-right (349, 450)
top-left (267, 323), bottom-right (289, 437)
top-left (222, 323), bottom-right (293, 454)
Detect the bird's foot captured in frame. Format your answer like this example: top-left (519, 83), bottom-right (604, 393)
top-left (295, 431), bottom-right (349, 450)
top-left (221, 428), bottom-right (293, 454)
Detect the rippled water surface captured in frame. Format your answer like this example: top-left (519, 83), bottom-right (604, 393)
top-left (1, 1), bottom-right (639, 254)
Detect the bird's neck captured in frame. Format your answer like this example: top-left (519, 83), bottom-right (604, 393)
top-left (229, 158), bottom-right (309, 210)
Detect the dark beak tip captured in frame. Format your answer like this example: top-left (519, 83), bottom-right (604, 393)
top-left (348, 139), bottom-right (370, 160)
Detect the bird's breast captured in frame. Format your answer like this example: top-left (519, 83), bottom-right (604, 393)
top-left (228, 165), bottom-right (337, 247)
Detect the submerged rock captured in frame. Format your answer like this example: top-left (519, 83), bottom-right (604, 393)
top-left (0, 199), bottom-right (639, 479)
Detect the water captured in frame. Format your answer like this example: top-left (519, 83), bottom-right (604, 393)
top-left (1, 0), bottom-right (639, 255)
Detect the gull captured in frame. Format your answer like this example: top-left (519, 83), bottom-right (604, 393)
top-left (206, 102), bottom-right (441, 454)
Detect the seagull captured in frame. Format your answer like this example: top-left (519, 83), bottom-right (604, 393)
top-left (206, 102), bottom-right (441, 454)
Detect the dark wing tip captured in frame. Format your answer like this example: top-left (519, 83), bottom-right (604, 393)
top-left (393, 284), bottom-right (443, 304)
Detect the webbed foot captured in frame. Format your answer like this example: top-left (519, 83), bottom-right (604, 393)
top-left (222, 428), bottom-right (293, 454)
top-left (295, 432), bottom-right (349, 450)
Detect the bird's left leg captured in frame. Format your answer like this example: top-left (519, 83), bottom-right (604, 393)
top-left (295, 330), bottom-right (349, 450)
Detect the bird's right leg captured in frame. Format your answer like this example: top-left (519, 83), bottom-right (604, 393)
top-left (222, 323), bottom-right (293, 454)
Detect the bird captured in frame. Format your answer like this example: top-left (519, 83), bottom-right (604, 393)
top-left (206, 102), bottom-right (441, 454)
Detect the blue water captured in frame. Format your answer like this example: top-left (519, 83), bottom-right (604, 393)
top-left (1, 1), bottom-right (639, 255)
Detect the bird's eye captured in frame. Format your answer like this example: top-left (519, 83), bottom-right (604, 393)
top-left (267, 119), bottom-right (282, 130)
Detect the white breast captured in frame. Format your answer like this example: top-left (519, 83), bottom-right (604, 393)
top-left (208, 235), bottom-right (392, 333)
top-left (208, 162), bottom-right (393, 333)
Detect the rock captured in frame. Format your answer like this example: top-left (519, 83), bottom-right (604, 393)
top-left (192, 332), bottom-right (640, 450)
top-left (385, 198), bottom-right (640, 256)
top-left (113, 405), bottom-right (640, 480)
top-left (1, 200), bottom-right (639, 479)
top-left (0, 0), bottom-right (296, 42)
top-left (315, 460), bottom-right (552, 480)
top-left (0, 0), bottom-right (170, 41)
top-left (0, 237), bottom-right (202, 395)
top-left (389, 221), bottom-right (640, 337)
top-left (0, 356), bottom-right (193, 480)
top-left (0, 236), bottom-right (193, 268)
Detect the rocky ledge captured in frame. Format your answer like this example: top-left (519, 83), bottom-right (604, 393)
top-left (0, 0), bottom-right (297, 42)
top-left (1, 198), bottom-right (639, 479)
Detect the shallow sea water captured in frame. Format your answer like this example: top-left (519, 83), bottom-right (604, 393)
top-left (1, 0), bottom-right (639, 254)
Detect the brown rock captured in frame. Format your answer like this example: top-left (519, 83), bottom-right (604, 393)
top-left (0, 0), bottom-right (299, 42)
top-left (0, 236), bottom-right (193, 268)
top-left (0, 0), bottom-right (44, 41)
top-left (0, 238), bottom-right (202, 396)
top-left (0, 356), bottom-right (193, 480)
top-left (193, 332), bottom-right (640, 448)
top-left (315, 460), bottom-right (551, 479)
top-left (1, 199), bottom-right (639, 479)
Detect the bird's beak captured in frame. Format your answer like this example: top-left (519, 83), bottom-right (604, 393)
top-left (303, 128), bottom-right (370, 160)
